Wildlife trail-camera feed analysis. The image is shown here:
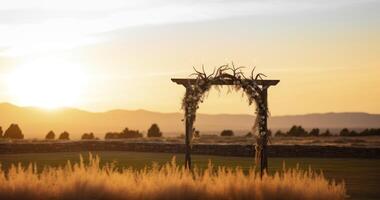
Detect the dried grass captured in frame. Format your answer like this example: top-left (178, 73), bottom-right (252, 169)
top-left (0, 154), bottom-right (346, 200)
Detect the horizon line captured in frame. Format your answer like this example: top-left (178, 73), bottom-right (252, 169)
top-left (0, 102), bottom-right (378, 116)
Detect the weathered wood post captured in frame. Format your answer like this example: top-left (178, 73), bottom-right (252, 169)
top-left (259, 87), bottom-right (268, 177)
top-left (184, 87), bottom-right (192, 169)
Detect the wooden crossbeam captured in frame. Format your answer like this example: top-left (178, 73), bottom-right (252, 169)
top-left (171, 78), bottom-right (280, 86)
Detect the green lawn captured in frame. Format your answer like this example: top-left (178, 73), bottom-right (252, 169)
top-left (0, 151), bottom-right (379, 200)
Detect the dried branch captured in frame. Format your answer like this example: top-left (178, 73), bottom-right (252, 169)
top-left (250, 66), bottom-right (256, 80)
top-left (207, 68), bottom-right (216, 79)
top-left (255, 73), bottom-right (267, 80)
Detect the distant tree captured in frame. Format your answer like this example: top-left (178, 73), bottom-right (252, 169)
top-left (320, 129), bottom-right (332, 137)
top-left (45, 130), bottom-right (55, 140)
top-left (0, 126), bottom-right (3, 138)
top-left (81, 132), bottom-right (95, 140)
top-left (349, 130), bottom-right (359, 136)
top-left (220, 130), bottom-right (234, 137)
top-left (360, 129), bottom-right (370, 136)
top-left (340, 128), bottom-right (350, 136)
top-left (3, 124), bottom-right (24, 139)
top-left (339, 128), bottom-right (360, 137)
top-left (246, 132), bottom-right (253, 137)
top-left (287, 125), bottom-right (308, 137)
top-left (58, 131), bottom-right (70, 140)
top-left (178, 134), bottom-right (185, 139)
top-left (360, 128), bottom-right (380, 136)
top-left (371, 129), bottom-right (380, 136)
top-left (275, 130), bottom-right (286, 137)
top-left (309, 128), bottom-right (320, 137)
top-left (105, 132), bottom-right (120, 139)
top-left (147, 124), bottom-right (162, 137)
top-left (193, 130), bottom-right (200, 138)
top-left (120, 128), bottom-right (143, 138)
top-left (267, 129), bottom-right (272, 137)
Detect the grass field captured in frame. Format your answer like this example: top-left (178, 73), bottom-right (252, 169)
top-left (7, 136), bottom-right (380, 148)
top-left (0, 151), bottom-right (379, 200)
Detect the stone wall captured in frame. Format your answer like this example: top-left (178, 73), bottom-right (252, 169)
top-left (0, 141), bottom-right (379, 158)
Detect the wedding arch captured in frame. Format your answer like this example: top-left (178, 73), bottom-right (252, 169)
top-left (171, 64), bottom-right (279, 176)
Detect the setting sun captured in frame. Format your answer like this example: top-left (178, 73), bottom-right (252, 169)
top-left (5, 59), bottom-right (87, 109)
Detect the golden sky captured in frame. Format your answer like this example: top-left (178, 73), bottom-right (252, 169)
top-left (0, 0), bottom-right (379, 115)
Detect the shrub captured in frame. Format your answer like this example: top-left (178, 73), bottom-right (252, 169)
top-left (120, 128), bottom-right (143, 138)
top-left (193, 130), bottom-right (200, 138)
top-left (81, 132), bottom-right (95, 140)
top-left (287, 125), bottom-right (308, 137)
top-left (349, 130), bottom-right (359, 136)
top-left (275, 130), bottom-right (286, 137)
top-left (340, 128), bottom-right (362, 137)
top-left (58, 131), bottom-right (70, 140)
top-left (220, 130), bottom-right (234, 137)
top-left (147, 124), bottom-right (162, 137)
top-left (45, 131), bottom-right (55, 140)
top-left (309, 128), bottom-right (320, 137)
top-left (320, 129), bottom-right (332, 137)
top-left (0, 155), bottom-right (346, 200)
top-left (360, 128), bottom-right (380, 136)
top-left (104, 132), bottom-right (120, 139)
top-left (104, 128), bottom-right (142, 139)
top-left (339, 128), bottom-right (350, 136)
top-left (267, 129), bottom-right (272, 137)
top-left (3, 124), bottom-right (24, 139)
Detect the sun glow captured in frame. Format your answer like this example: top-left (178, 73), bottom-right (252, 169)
top-left (6, 59), bottom-right (88, 109)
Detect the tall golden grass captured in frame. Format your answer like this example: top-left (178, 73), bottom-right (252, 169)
top-left (0, 154), bottom-right (346, 200)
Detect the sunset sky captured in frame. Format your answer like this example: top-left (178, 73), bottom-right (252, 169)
top-left (0, 0), bottom-right (379, 115)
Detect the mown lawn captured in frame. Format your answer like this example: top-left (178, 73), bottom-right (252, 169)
top-left (0, 151), bottom-right (379, 200)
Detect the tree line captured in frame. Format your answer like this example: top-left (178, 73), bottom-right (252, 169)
top-left (0, 123), bottom-right (163, 140)
top-left (338, 128), bottom-right (380, 137)
top-left (273, 125), bottom-right (380, 137)
top-left (219, 126), bottom-right (380, 137)
top-left (104, 124), bottom-right (162, 139)
top-left (2, 123), bottom-right (380, 139)
top-left (274, 126), bottom-right (331, 137)
top-left (219, 127), bottom-right (329, 138)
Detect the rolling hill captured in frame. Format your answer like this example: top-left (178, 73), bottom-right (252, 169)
top-left (0, 103), bottom-right (379, 139)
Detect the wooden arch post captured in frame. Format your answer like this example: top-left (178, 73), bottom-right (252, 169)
top-left (184, 86), bottom-right (193, 169)
top-left (259, 87), bottom-right (268, 176)
top-left (171, 78), bottom-right (279, 173)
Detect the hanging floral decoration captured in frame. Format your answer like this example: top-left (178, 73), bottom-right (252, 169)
top-left (181, 64), bottom-right (269, 165)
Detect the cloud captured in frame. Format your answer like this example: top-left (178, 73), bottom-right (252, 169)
top-left (0, 0), bottom-right (375, 56)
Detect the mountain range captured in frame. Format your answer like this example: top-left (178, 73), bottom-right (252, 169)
top-left (0, 103), bottom-right (379, 139)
